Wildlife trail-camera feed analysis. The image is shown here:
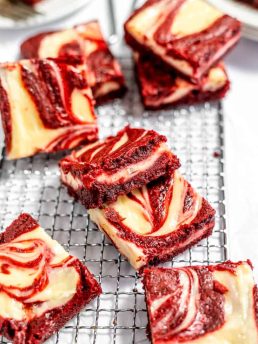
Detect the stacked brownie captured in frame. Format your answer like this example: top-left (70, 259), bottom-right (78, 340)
top-left (124, 0), bottom-right (241, 109)
top-left (60, 126), bottom-right (216, 270)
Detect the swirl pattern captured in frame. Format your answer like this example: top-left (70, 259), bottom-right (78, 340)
top-left (144, 262), bottom-right (258, 343)
top-left (0, 226), bottom-right (78, 320)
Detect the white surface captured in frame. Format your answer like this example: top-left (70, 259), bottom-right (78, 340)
top-left (0, 0), bottom-right (92, 29)
top-left (209, 0), bottom-right (258, 42)
top-left (224, 38), bottom-right (258, 278)
top-left (208, 0), bottom-right (258, 33)
top-left (0, 0), bottom-right (257, 279)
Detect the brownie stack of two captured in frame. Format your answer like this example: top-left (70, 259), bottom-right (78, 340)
top-left (124, 0), bottom-right (241, 109)
top-left (60, 127), bottom-right (258, 343)
top-left (60, 125), bottom-right (216, 271)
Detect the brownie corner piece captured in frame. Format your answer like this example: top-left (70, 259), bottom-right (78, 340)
top-left (88, 170), bottom-right (215, 270)
top-left (0, 213), bottom-right (101, 343)
top-left (125, 0), bottom-right (241, 81)
top-left (143, 260), bottom-right (258, 343)
top-left (60, 126), bottom-right (180, 209)
top-left (0, 58), bottom-right (98, 160)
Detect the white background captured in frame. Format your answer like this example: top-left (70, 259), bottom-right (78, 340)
top-left (0, 0), bottom-right (258, 277)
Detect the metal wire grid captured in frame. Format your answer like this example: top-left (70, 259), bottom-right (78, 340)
top-left (0, 58), bottom-right (227, 344)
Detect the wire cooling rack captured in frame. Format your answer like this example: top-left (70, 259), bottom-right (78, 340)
top-left (0, 57), bottom-right (227, 344)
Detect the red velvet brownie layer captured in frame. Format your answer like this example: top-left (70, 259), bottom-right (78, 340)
top-left (0, 58), bottom-right (97, 159)
top-left (134, 53), bottom-right (230, 109)
top-left (20, 20), bottom-right (126, 103)
top-left (125, 0), bottom-right (241, 82)
top-left (60, 126), bottom-right (180, 209)
top-left (143, 261), bottom-right (258, 343)
top-left (21, 0), bottom-right (42, 4)
top-left (0, 213), bottom-right (101, 344)
top-left (88, 170), bottom-right (215, 270)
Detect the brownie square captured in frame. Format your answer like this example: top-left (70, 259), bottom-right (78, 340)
top-left (134, 53), bottom-right (230, 109)
top-left (143, 261), bottom-right (258, 343)
top-left (20, 20), bottom-right (126, 103)
top-left (125, 0), bottom-right (241, 82)
top-left (88, 170), bottom-right (215, 270)
top-left (60, 126), bottom-right (180, 209)
top-left (0, 213), bottom-right (101, 343)
top-left (0, 58), bottom-right (97, 159)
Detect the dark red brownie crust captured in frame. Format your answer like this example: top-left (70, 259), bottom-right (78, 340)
top-left (0, 214), bottom-right (101, 344)
top-left (21, 32), bottom-right (54, 60)
top-left (0, 79), bottom-right (12, 153)
top-left (60, 126), bottom-right (180, 209)
top-left (134, 54), bottom-right (230, 109)
top-left (124, 0), bottom-right (241, 82)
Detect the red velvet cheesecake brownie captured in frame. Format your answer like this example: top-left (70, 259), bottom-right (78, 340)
top-left (0, 213), bottom-right (101, 344)
top-left (60, 126), bottom-right (180, 209)
top-left (20, 21), bottom-right (126, 103)
top-left (88, 170), bottom-right (215, 270)
top-left (134, 53), bottom-right (230, 109)
top-left (143, 261), bottom-right (258, 343)
top-left (0, 58), bottom-right (97, 160)
top-left (125, 0), bottom-right (241, 82)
